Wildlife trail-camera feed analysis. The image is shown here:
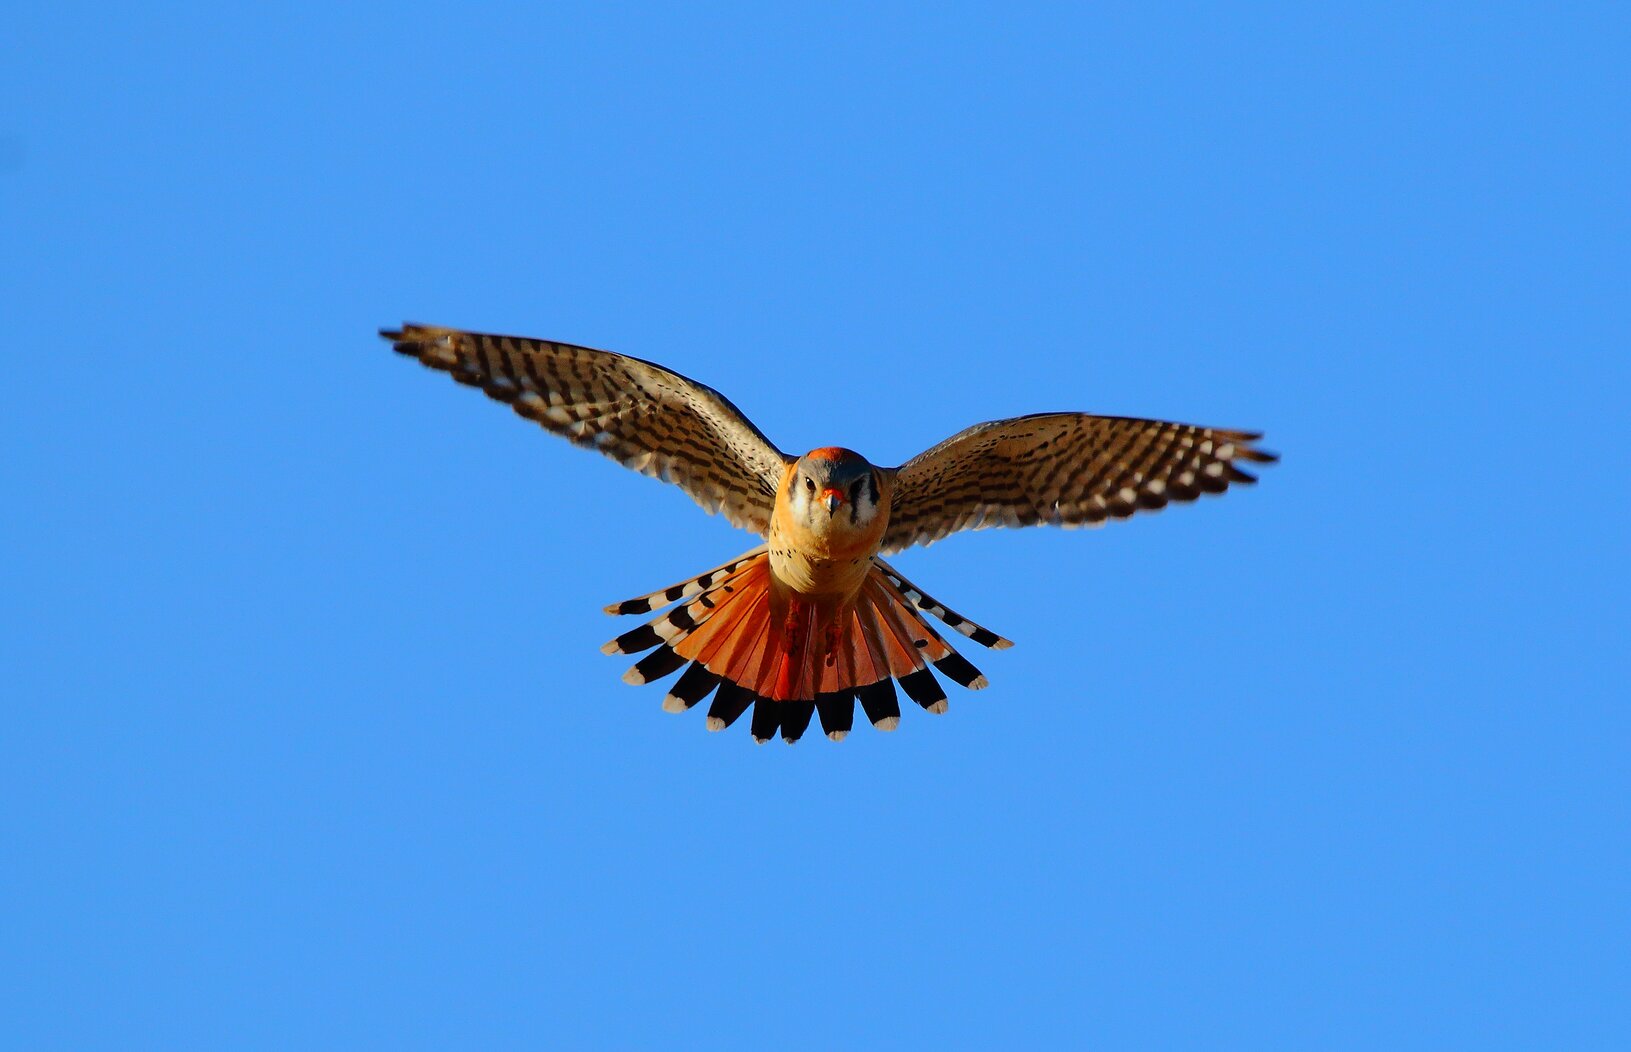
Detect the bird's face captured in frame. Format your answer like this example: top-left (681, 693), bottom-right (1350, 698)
top-left (786, 447), bottom-right (885, 538)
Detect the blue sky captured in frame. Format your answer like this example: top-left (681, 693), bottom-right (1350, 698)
top-left (3, 3), bottom-right (1627, 1048)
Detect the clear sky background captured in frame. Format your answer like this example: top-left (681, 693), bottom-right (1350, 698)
top-left (3, 3), bottom-right (1627, 1048)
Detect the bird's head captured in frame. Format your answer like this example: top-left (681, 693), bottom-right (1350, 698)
top-left (787, 447), bottom-right (885, 536)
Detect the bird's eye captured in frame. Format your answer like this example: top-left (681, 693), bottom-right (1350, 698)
top-left (850, 480), bottom-right (864, 502)
top-left (804, 477), bottom-right (815, 493)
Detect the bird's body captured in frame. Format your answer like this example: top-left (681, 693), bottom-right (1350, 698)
top-left (382, 323), bottom-right (1276, 743)
top-left (767, 448), bottom-right (888, 595)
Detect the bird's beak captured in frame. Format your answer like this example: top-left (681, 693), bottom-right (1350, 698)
top-left (820, 487), bottom-right (845, 513)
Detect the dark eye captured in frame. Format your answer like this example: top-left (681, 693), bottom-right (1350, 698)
top-left (804, 477), bottom-right (815, 493)
top-left (850, 479), bottom-right (864, 501)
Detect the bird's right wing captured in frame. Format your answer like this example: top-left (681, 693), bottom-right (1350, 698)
top-left (881, 412), bottom-right (1276, 553)
top-left (383, 324), bottom-right (790, 535)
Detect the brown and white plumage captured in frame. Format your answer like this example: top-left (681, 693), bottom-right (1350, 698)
top-left (383, 323), bottom-right (1277, 743)
top-left (882, 413), bottom-right (1277, 553)
top-left (383, 323), bottom-right (787, 533)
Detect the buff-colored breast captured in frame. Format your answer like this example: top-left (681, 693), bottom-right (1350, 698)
top-left (767, 463), bottom-right (892, 598)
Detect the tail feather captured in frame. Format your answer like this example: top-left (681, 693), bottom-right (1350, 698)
top-left (815, 690), bottom-right (856, 741)
top-left (622, 643), bottom-right (687, 686)
top-left (705, 681), bottom-right (754, 731)
top-left (695, 587), bottom-right (770, 672)
top-left (748, 694), bottom-right (781, 744)
top-left (605, 548), bottom-right (1007, 741)
top-left (767, 595), bottom-right (820, 703)
top-left (822, 607), bottom-right (869, 696)
top-left (898, 668), bottom-right (949, 713)
top-left (602, 556), bottom-right (765, 655)
top-left (847, 603), bottom-right (892, 696)
top-left (856, 679), bottom-right (902, 731)
top-left (778, 700), bottom-right (816, 744)
top-left (662, 661), bottom-right (722, 713)
top-left (603, 545), bottom-right (768, 616)
top-left (864, 582), bottom-right (952, 714)
top-left (932, 650), bottom-right (989, 690)
top-left (863, 573), bottom-right (977, 701)
top-left (858, 586), bottom-right (926, 680)
top-left (873, 558), bottom-right (1013, 650)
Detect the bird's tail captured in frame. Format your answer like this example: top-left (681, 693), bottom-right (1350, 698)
top-left (602, 547), bottom-right (1012, 743)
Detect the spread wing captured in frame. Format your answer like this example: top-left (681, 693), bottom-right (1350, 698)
top-left (383, 324), bottom-right (789, 534)
top-left (882, 412), bottom-right (1277, 553)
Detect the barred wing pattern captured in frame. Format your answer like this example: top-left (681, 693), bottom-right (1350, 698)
top-left (882, 413), bottom-right (1277, 553)
top-left (383, 324), bottom-right (789, 534)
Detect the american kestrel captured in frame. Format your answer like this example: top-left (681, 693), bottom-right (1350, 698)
top-left (382, 324), bottom-right (1277, 743)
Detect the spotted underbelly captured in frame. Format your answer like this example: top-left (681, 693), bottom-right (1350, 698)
top-left (768, 544), bottom-right (873, 598)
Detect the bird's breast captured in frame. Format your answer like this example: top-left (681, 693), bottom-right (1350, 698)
top-left (768, 507), bottom-right (886, 599)
top-left (767, 541), bottom-right (873, 597)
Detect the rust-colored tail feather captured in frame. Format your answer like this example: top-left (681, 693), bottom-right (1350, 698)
top-left (604, 547), bottom-right (1007, 742)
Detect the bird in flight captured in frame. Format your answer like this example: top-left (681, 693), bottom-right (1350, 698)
top-left (382, 324), bottom-right (1276, 744)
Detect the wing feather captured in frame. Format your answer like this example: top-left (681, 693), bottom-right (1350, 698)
top-left (881, 412), bottom-right (1276, 553)
top-left (383, 324), bottom-right (788, 534)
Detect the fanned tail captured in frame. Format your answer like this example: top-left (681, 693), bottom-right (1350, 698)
top-left (601, 546), bottom-right (769, 616)
top-left (604, 550), bottom-right (1011, 744)
top-left (872, 558), bottom-right (1014, 651)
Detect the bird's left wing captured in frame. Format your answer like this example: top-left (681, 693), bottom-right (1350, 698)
top-left (383, 324), bottom-right (789, 534)
top-left (881, 412), bottom-right (1276, 553)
